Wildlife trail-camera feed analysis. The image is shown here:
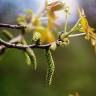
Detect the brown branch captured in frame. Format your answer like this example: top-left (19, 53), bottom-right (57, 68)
top-left (0, 35), bottom-right (23, 54)
top-left (0, 38), bottom-right (52, 50)
top-left (0, 23), bottom-right (86, 52)
top-left (0, 23), bottom-right (54, 51)
top-left (0, 23), bottom-right (25, 29)
top-left (0, 32), bottom-right (86, 51)
top-left (0, 23), bottom-right (25, 53)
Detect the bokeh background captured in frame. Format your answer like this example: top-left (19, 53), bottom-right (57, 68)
top-left (0, 0), bottom-right (96, 96)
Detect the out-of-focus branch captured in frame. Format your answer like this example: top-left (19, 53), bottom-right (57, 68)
top-left (0, 23), bottom-right (25, 29)
top-left (0, 23), bottom-right (25, 53)
top-left (0, 35), bottom-right (23, 54)
top-left (0, 33), bottom-right (86, 51)
top-left (0, 38), bottom-right (51, 50)
top-left (0, 23), bottom-right (86, 52)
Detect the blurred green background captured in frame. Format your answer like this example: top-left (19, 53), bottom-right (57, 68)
top-left (0, 0), bottom-right (96, 96)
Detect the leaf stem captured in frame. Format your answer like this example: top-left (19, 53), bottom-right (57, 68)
top-left (64, 12), bottom-right (68, 33)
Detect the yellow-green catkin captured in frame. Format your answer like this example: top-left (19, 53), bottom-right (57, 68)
top-left (24, 52), bottom-right (31, 66)
top-left (26, 48), bottom-right (37, 70)
top-left (21, 39), bottom-right (37, 70)
top-left (45, 49), bottom-right (55, 86)
top-left (2, 30), bottom-right (13, 40)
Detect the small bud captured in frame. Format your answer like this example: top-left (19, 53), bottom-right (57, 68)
top-left (50, 42), bottom-right (57, 51)
top-left (47, 1), bottom-right (64, 11)
top-left (46, 1), bottom-right (65, 20)
top-left (60, 33), bottom-right (65, 40)
top-left (64, 6), bottom-right (70, 13)
top-left (57, 41), bottom-right (64, 47)
top-left (63, 38), bottom-right (70, 45)
top-left (57, 37), bottom-right (69, 47)
top-left (85, 34), bottom-right (90, 40)
top-left (32, 32), bottom-right (41, 42)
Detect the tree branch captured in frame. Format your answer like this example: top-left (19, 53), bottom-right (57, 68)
top-left (0, 23), bottom-right (86, 52)
top-left (0, 38), bottom-right (51, 50)
top-left (0, 35), bottom-right (23, 54)
top-left (0, 23), bottom-right (25, 29)
top-left (0, 33), bottom-right (86, 51)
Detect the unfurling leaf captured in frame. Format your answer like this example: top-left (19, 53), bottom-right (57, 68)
top-left (45, 49), bottom-right (55, 86)
top-left (47, 1), bottom-right (64, 11)
top-left (77, 8), bottom-right (96, 52)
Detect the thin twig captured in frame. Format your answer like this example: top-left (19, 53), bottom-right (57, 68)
top-left (0, 38), bottom-right (51, 50)
top-left (69, 33), bottom-right (85, 38)
top-left (0, 33), bottom-right (86, 51)
top-left (0, 35), bottom-right (23, 53)
top-left (0, 22), bottom-right (86, 52)
top-left (0, 23), bottom-right (25, 29)
top-left (64, 12), bottom-right (68, 33)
